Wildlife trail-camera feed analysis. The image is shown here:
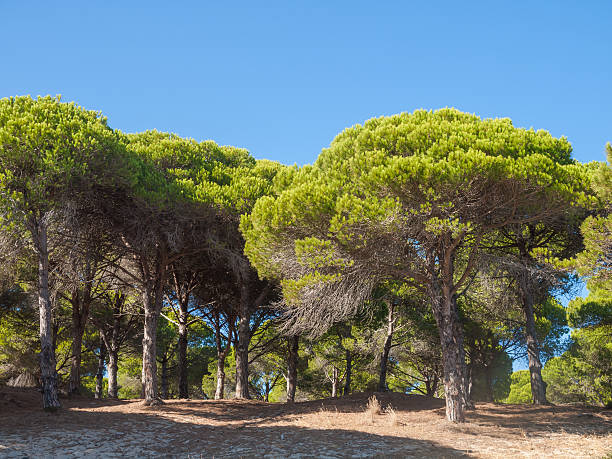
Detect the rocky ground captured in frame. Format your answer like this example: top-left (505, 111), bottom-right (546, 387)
top-left (0, 388), bottom-right (610, 458)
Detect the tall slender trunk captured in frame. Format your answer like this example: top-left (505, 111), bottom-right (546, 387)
top-left (378, 303), bottom-right (395, 392)
top-left (234, 310), bottom-right (251, 399)
top-left (177, 321), bottom-right (188, 398)
top-left (522, 286), bottom-right (547, 404)
top-left (161, 355), bottom-right (169, 399)
top-left (33, 218), bottom-right (61, 411)
top-left (69, 320), bottom-right (84, 395)
top-left (95, 338), bottom-right (106, 399)
top-left (142, 287), bottom-right (161, 404)
top-left (485, 366), bottom-right (494, 402)
top-left (344, 348), bottom-right (352, 396)
top-left (213, 312), bottom-right (232, 400)
top-left (430, 373), bottom-right (439, 397)
top-left (331, 367), bottom-right (339, 398)
top-left (107, 350), bottom-right (119, 398)
top-left (286, 336), bottom-right (299, 403)
top-left (215, 358), bottom-right (226, 400)
top-left (264, 379), bottom-right (270, 402)
top-left (431, 278), bottom-right (467, 423)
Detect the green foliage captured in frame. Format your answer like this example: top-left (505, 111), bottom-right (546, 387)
top-left (504, 370), bottom-right (533, 404)
top-left (0, 96), bottom-right (132, 220)
top-left (242, 109), bottom-right (592, 329)
top-left (543, 325), bottom-right (612, 407)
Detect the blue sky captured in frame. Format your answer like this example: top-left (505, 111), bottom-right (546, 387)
top-left (1, 1), bottom-right (610, 167)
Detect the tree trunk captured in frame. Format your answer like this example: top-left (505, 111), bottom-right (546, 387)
top-left (141, 288), bottom-right (161, 405)
top-left (107, 350), bottom-right (119, 398)
top-left (485, 366), bottom-right (494, 402)
top-left (378, 303), bottom-right (394, 392)
top-left (161, 355), bottom-right (169, 400)
top-left (522, 293), bottom-right (547, 404)
top-left (344, 348), bottom-right (352, 396)
top-left (234, 311), bottom-right (251, 399)
top-left (33, 218), bottom-right (61, 411)
top-left (177, 322), bottom-right (188, 399)
top-left (215, 358), bottom-right (226, 400)
top-left (331, 367), bottom-right (339, 398)
top-left (431, 280), bottom-right (467, 423)
top-left (430, 373), bottom-right (439, 397)
top-left (95, 338), bottom-right (106, 399)
top-left (286, 336), bottom-right (299, 403)
top-left (69, 320), bottom-right (85, 395)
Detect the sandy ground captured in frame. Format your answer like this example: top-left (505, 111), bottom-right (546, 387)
top-left (0, 388), bottom-right (611, 458)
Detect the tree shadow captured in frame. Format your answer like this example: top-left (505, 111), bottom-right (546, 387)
top-left (0, 402), bottom-right (471, 458)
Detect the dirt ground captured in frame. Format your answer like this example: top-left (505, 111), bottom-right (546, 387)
top-left (0, 387), bottom-right (610, 458)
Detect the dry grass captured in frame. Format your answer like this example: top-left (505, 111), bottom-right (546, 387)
top-left (1, 387), bottom-right (611, 458)
top-left (385, 405), bottom-right (399, 427)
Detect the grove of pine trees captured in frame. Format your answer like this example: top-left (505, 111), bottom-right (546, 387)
top-left (0, 96), bottom-right (610, 423)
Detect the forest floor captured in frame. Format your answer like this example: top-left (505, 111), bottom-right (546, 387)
top-left (0, 387), bottom-right (611, 458)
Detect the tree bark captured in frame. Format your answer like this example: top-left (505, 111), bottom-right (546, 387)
top-left (161, 355), bottom-right (169, 399)
top-left (431, 279), bottom-right (467, 423)
top-left (68, 260), bottom-right (94, 395)
top-left (378, 302), bottom-right (394, 392)
top-left (141, 287), bottom-right (161, 405)
top-left (107, 349), bottom-right (119, 398)
top-left (177, 321), bottom-right (188, 398)
top-left (286, 336), bottom-right (299, 403)
top-left (521, 284), bottom-right (547, 404)
top-left (69, 318), bottom-right (85, 395)
top-left (33, 218), bottom-right (61, 411)
top-left (213, 312), bottom-right (232, 400)
top-left (95, 338), bottom-right (106, 399)
top-left (331, 366), bottom-right (339, 398)
top-left (234, 310), bottom-right (251, 399)
top-left (344, 348), bottom-right (352, 396)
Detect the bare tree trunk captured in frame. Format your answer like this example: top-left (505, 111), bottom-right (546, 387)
top-left (161, 355), bottom-right (169, 400)
top-left (95, 338), bottom-right (106, 399)
top-left (286, 336), bottom-right (298, 403)
top-left (264, 379), bottom-right (270, 402)
top-left (33, 218), bottom-right (61, 411)
top-left (142, 288), bottom-right (161, 405)
top-left (432, 280), bottom-right (467, 423)
top-left (69, 319), bottom-right (84, 395)
top-left (215, 358), bottom-right (226, 400)
top-left (344, 348), bottom-right (352, 396)
top-left (430, 373), bottom-right (439, 397)
top-left (234, 311), bottom-right (251, 399)
top-left (177, 321), bottom-right (188, 398)
top-left (213, 312), bottom-right (232, 400)
top-left (378, 303), bottom-right (394, 392)
top-left (522, 294), bottom-right (547, 404)
top-left (107, 350), bottom-right (119, 398)
top-left (485, 366), bottom-right (494, 402)
top-left (331, 366), bottom-right (339, 398)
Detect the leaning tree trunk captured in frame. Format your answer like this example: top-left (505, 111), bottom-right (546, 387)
top-left (95, 338), bottom-right (106, 399)
top-left (378, 303), bottom-right (395, 392)
top-left (33, 218), bottom-right (61, 411)
top-left (521, 284), bottom-right (547, 404)
top-left (177, 321), bottom-right (188, 399)
top-left (234, 311), bottom-right (251, 399)
top-left (431, 279), bottom-right (467, 423)
top-left (286, 336), bottom-right (299, 403)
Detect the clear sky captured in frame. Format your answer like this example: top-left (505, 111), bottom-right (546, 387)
top-left (1, 1), bottom-right (610, 166)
